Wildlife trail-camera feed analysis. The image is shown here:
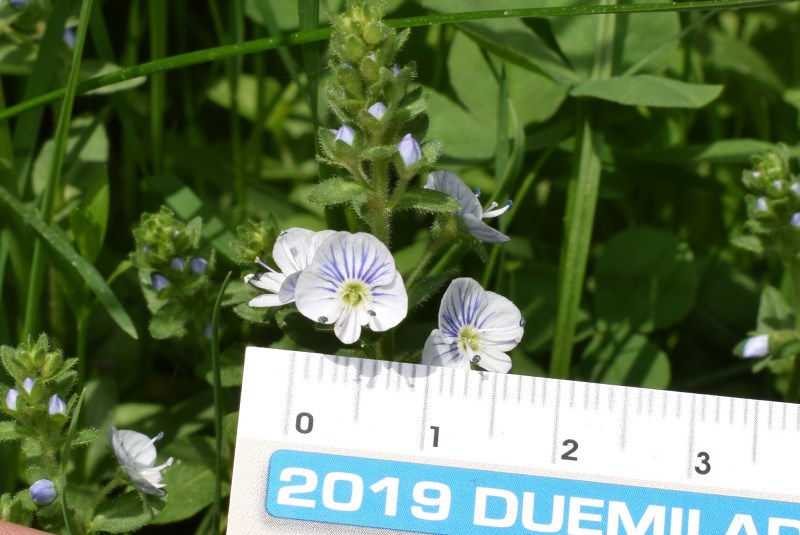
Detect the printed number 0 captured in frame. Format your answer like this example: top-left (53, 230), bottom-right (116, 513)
top-left (694, 451), bottom-right (711, 475)
top-left (561, 439), bottom-right (578, 461)
top-left (296, 412), bottom-right (314, 434)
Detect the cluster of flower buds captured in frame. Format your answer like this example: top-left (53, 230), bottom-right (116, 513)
top-left (741, 147), bottom-right (800, 246)
top-left (319, 1), bottom-right (438, 204)
top-left (1, 335), bottom-right (78, 509)
top-left (131, 207), bottom-right (216, 339)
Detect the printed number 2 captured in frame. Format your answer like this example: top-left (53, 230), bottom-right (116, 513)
top-left (694, 451), bottom-right (711, 475)
top-left (561, 439), bottom-right (578, 461)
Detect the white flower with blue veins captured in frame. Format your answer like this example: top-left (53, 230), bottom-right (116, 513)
top-left (425, 171), bottom-right (512, 243)
top-left (422, 278), bottom-right (524, 373)
top-left (245, 228), bottom-right (335, 307)
top-left (295, 232), bottom-right (408, 344)
top-left (109, 427), bottom-right (174, 496)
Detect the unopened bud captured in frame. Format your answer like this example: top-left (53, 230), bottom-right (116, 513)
top-left (190, 257), bottom-right (208, 275)
top-left (48, 395), bottom-right (67, 416)
top-left (743, 334), bottom-right (769, 358)
top-left (333, 125), bottom-right (356, 146)
top-left (151, 272), bottom-right (170, 292)
top-left (397, 134), bottom-right (422, 167)
top-left (6, 389), bottom-right (18, 411)
top-left (22, 378), bottom-right (35, 394)
top-left (170, 256), bottom-right (186, 271)
top-left (368, 102), bottom-right (387, 121)
top-left (29, 479), bottom-right (57, 506)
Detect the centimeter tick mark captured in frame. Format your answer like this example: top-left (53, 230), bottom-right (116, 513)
top-left (752, 402), bottom-right (759, 464)
top-left (551, 381), bottom-right (562, 464)
top-left (620, 388), bottom-right (628, 451)
top-left (283, 353), bottom-right (297, 437)
top-left (420, 369), bottom-right (431, 451)
top-left (687, 395), bottom-right (697, 479)
top-left (489, 373), bottom-right (498, 438)
top-left (353, 358), bottom-right (364, 423)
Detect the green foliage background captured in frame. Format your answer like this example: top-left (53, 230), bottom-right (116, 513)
top-left (1, 0), bottom-right (800, 531)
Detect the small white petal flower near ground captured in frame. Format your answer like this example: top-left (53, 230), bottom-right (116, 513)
top-left (245, 228), bottom-right (335, 308)
top-left (425, 171), bottom-right (512, 243)
top-left (743, 334), bottom-right (769, 358)
top-left (422, 278), bottom-right (524, 373)
top-left (397, 133), bottom-right (422, 167)
top-left (29, 479), bottom-right (57, 505)
top-left (48, 395), bottom-right (67, 416)
top-left (295, 232), bottom-right (408, 344)
top-left (5, 388), bottom-right (18, 411)
top-left (109, 427), bottom-right (174, 496)
top-left (333, 124), bottom-right (356, 146)
top-left (368, 102), bottom-right (387, 120)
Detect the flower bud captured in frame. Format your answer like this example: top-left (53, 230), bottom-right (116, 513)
top-left (362, 21), bottom-right (383, 45)
top-left (368, 102), bottom-right (387, 121)
top-left (6, 389), bottom-right (18, 411)
top-left (170, 256), bottom-right (186, 271)
top-left (151, 272), bottom-right (170, 292)
top-left (22, 378), bottom-right (35, 394)
top-left (755, 197), bottom-right (768, 212)
top-left (392, 64), bottom-right (401, 76)
top-left (190, 257), bottom-right (208, 275)
top-left (10, 0), bottom-right (27, 7)
top-left (48, 395), bottom-right (67, 416)
top-left (29, 479), bottom-right (57, 506)
top-left (63, 27), bottom-right (76, 49)
top-left (397, 134), bottom-right (422, 167)
top-left (791, 183), bottom-right (800, 197)
top-left (743, 334), bottom-right (769, 358)
top-left (791, 213), bottom-right (800, 228)
top-left (333, 125), bottom-right (356, 146)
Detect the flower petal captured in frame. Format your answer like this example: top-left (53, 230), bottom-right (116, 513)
top-left (272, 228), bottom-right (317, 274)
top-left (248, 293), bottom-right (285, 307)
top-left (334, 307), bottom-right (364, 344)
top-left (279, 271), bottom-right (302, 304)
top-left (422, 330), bottom-right (469, 369)
top-left (367, 273), bottom-right (408, 332)
top-left (245, 272), bottom-right (284, 293)
top-left (437, 278), bottom-right (487, 339)
top-left (425, 171), bottom-right (481, 219)
top-left (295, 270), bottom-right (342, 323)
top-left (472, 346), bottom-right (512, 373)
top-left (463, 214), bottom-right (510, 243)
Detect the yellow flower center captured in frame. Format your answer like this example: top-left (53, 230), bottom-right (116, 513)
top-left (340, 280), bottom-right (370, 308)
top-left (458, 326), bottom-right (481, 355)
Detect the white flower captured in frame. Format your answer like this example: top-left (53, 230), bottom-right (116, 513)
top-left (48, 395), bottom-right (67, 416)
top-left (333, 124), bottom-right (356, 146)
top-left (422, 278), bottom-right (524, 373)
top-left (245, 228), bottom-right (335, 307)
top-left (397, 133), bottom-right (422, 167)
top-left (368, 102), bottom-right (387, 120)
top-left (425, 171), bottom-right (511, 243)
top-left (109, 427), bottom-right (174, 496)
top-left (295, 232), bottom-right (407, 344)
top-left (6, 388), bottom-right (18, 411)
top-left (743, 334), bottom-right (769, 358)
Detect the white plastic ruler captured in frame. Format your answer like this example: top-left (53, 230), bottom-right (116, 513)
top-left (227, 347), bottom-right (800, 534)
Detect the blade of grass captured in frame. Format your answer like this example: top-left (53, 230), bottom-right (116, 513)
top-left (0, 184), bottom-right (138, 339)
top-left (550, 0), bottom-right (617, 379)
top-left (149, 0), bottom-right (167, 174)
top-left (229, 0), bottom-right (245, 207)
top-left (211, 272), bottom-right (232, 533)
top-left (23, 0), bottom-right (95, 338)
top-left (2, 0), bottom-right (788, 121)
top-left (11, 0), bottom-right (72, 194)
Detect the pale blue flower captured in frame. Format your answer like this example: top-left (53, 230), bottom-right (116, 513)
top-left (391, 64), bottom-right (401, 76)
top-left (6, 388), bottom-right (18, 411)
top-left (791, 213), bottom-right (800, 228)
top-left (422, 278), bottom-right (523, 373)
top-left (743, 334), bottom-right (769, 358)
top-left (190, 257), bottom-right (208, 274)
top-left (425, 171), bottom-right (512, 243)
top-left (29, 479), bottom-right (57, 505)
top-left (63, 27), bottom-right (76, 49)
top-left (170, 256), bottom-right (186, 271)
top-left (755, 196), bottom-right (768, 212)
top-left (397, 134), bottom-right (422, 167)
top-left (245, 228), bottom-right (335, 307)
top-left (295, 232), bottom-right (407, 344)
top-left (110, 427), bottom-right (174, 496)
top-left (151, 272), bottom-right (170, 292)
top-left (368, 102), bottom-right (387, 121)
top-left (22, 377), bottom-right (35, 394)
top-left (333, 124), bottom-right (356, 146)
top-left (48, 395), bottom-right (66, 416)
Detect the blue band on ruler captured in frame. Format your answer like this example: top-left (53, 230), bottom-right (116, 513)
top-left (267, 449), bottom-right (800, 534)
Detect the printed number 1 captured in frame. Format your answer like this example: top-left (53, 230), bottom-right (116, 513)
top-left (430, 426), bottom-right (439, 447)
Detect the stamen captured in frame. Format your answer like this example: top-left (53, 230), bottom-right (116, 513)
top-left (254, 257), bottom-right (277, 273)
top-left (473, 188), bottom-right (481, 198)
top-left (519, 318), bottom-right (526, 327)
top-left (367, 310), bottom-right (376, 317)
top-left (471, 355), bottom-right (481, 364)
top-left (318, 316), bottom-right (328, 323)
top-left (482, 199), bottom-right (512, 218)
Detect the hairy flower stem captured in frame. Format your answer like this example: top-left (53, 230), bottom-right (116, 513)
top-left (367, 158), bottom-right (392, 245)
top-left (85, 478), bottom-right (127, 532)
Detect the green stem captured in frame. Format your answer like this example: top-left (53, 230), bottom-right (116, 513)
top-left (22, 0), bottom-right (94, 338)
top-left (368, 158), bottom-right (392, 245)
top-left (550, 1), bottom-right (615, 379)
top-left (85, 478), bottom-right (127, 533)
top-left (149, 0), bottom-right (167, 174)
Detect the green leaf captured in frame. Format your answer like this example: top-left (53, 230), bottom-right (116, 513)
top-left (731, 235), bottom-right (764, 255)
top-left (149, 302), bottom-right (189, 340)
top-left (69, 166), bottom-right (109, 263)
top-left (580, 327), bottom-right (671, 389)
top-left (570, 75), bottom-right (723, 108)
top-left (407, 270), bottom-right (457, 310)
top-left (152, 436), bottom-right (231, 525)
top-left (427, 89), bottom-right (494, 161)
top-left (595, 228), bottom-right (697, 332)
top-left (392, 188), bottom-right (461, 213)
top-left (0, 186), bottom-right (137, 339)
top-left (757, 286), bottom-right (795, 332)
top-left (276, 308), bottom-right (341, 354)
top-left (90, 492), bottom-right (165, 533)
top-left (0, 420), bottom-right (22, 442)
top-left (307, 177), bottom-right (367, 206)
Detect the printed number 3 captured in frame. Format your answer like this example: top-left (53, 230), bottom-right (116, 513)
top-left (694, 451), bottom-right (710, 475)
